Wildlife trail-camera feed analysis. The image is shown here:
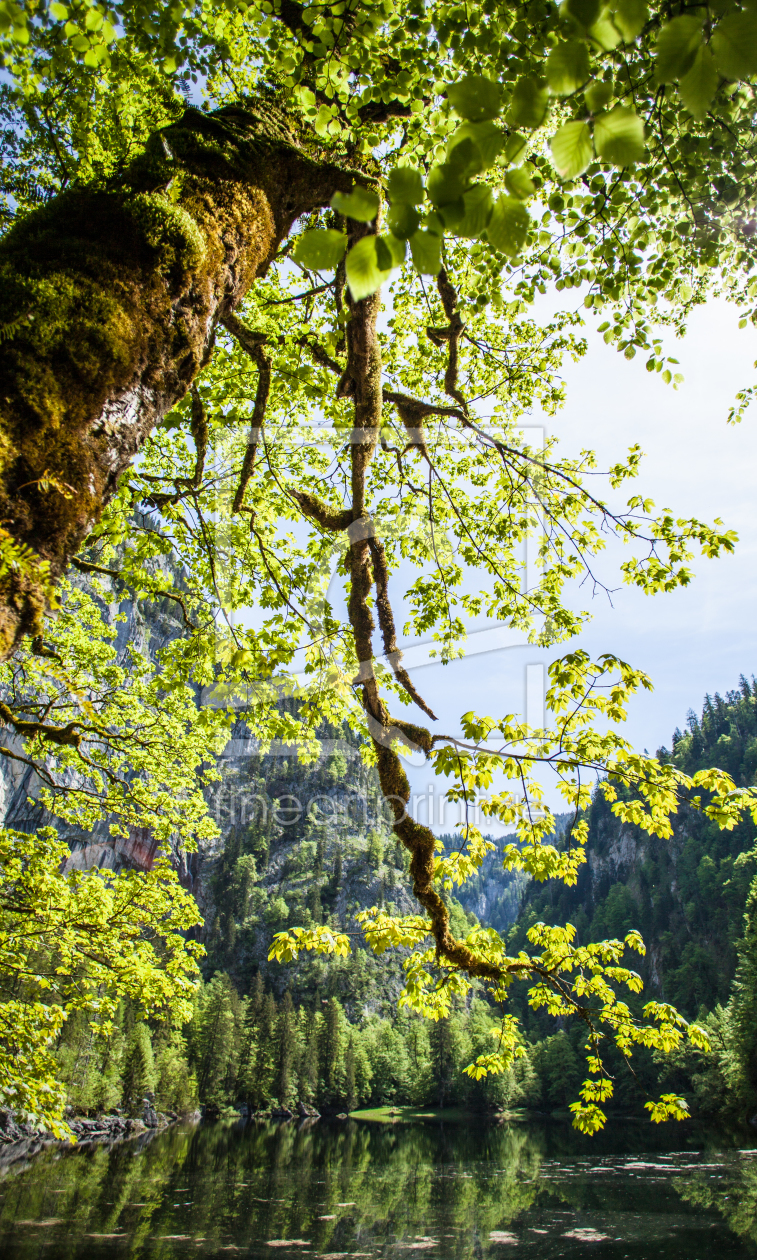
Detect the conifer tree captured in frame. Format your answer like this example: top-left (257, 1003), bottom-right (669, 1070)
top-left (276, 991), bottom-right (298, 1107)
top-left (307, 883), bottom-right (323, 927)
top-left (153, 1027), bottom-right (199, 1116)
top-left (121, 1023), bottom-right (157, 1117)
top-left (321, 998), bottom-right (344, 1107)
top-left (344, 1033), bottom-right (357, 1113)
top-left (236, 972), bottom-right (266, 1109)
top-left (254, 992), bottom-right (280, 1108)
top-left (724, 875), bottom-right (757, 1116)
top-left (299, 1008), bottom-right (321, 1107)
top-left (429, 1014), bottom-right (467, 1108)
top-left (190, 973), bottom-right (240, 1110)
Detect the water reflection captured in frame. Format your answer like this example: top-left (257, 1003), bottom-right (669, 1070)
top-left (0, 1116), bottom-right (755, 1258)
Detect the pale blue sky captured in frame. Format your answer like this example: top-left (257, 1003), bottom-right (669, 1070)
top-left (398, 297), bottom-right (757, 824)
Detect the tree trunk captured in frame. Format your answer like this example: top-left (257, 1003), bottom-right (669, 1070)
top-left (0, 98), bottom-right (350, 659)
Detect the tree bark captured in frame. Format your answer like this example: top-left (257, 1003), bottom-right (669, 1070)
top-left (0, 97), bottom-right (352, 660)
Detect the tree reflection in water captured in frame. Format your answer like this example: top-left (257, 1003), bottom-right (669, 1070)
top-left (0, 1118), bottom-right (755, 1259)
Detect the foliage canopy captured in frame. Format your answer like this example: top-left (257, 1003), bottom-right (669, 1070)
top-left (0, 0), bottom-right (756, 1134)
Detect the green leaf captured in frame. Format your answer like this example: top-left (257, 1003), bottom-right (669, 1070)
top-left (550, 120), bottom-right (594, 178)
top-left (585, 79), bottom-right (613, 111)
top-left (49, 2), bottom-right (69, 17)
top-left (386, 203), bottom-right (421, 240)
top-left (508, 77), bottom-right (549, 130)
top-left (547, 40), bottom-right (591, 95)
top-left (504, 133), bottom-right (529, 165)
top-left (387, 166), bottom-right (424, 206)
top-left (293, 229), bottom-right (348, 271)
top-left (345, 236), bottom-right (390, 300)
top-left (375, 236), bottom-right (393, 271)
top-left (679, 44), bottom-right (719, 119)
top-left (505, 166), bottom-right (536, 199)
top-left (446, 135), bottom-right (482, 177)
top-left (439, 198), bottom-right (465, 229)
top-left (654, 16), bottom-right (704, 85)
top-left (486, 195), bottom-right (530, 257)
top-left (330, 185), bottom-right (380, 222)
top-left (380, 233), bottom-right (406, 267)
top-left (427, 162), bottom-right (468, 207)
top-left (612, 0), bottom-right (648, 41)
top-left (594, 106), bottom-right (645, 165)
top-left (409, 230), bottom-right (442, 275)
top-left (447, 74), bottom-right (503, 122)
top-left (589, 10), bottom-right (623, 51)
top-left (456, 185), bottom-right (494, 237)
top-left (422, 210), bottom-right (446, 236)
top-left (448, 121), bottom-right (505, 172)
top-left (563, 0), bottom-right (601, 28)
top-left (711, 11), bottom-right (757, 81)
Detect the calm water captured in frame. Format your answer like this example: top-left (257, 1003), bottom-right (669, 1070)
top-left (1, 1114), bottom-right (757, 1259)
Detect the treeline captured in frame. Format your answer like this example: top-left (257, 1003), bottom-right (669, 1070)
top-left (55, 970), bottom-right (608, 1119)
top-left (503, 675), bottom-right (757, 1124)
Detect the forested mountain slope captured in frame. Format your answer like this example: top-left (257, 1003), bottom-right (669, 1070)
top-left (8, 560), bottom-right (757, 1121)
top-left (508, 678), bottom-right (757, 1033)
top-left (0, 557), bottom-right (470, 1019)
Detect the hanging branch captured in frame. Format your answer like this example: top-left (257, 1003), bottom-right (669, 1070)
top-left (70, 558), bottom-right (199, 632)
top-left (368, 535), bottom-right (437, 721)
top-left (188, 385), bottom-right (209, 490)
top-left (426, 269), bottom-right (468, 413)
top-left (221, 313), bottom-right (272, 513)
top-left (336, 223), bottom-right (509, 984)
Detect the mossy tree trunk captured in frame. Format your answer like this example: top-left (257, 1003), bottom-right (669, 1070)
top-left (0, 100), bottom-right (351, 660)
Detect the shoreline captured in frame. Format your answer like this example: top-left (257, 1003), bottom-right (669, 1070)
top-left (0, 1109), bottom-right (194, 1170)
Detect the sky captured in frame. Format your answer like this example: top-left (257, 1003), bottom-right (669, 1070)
top-left (395, 296), bottom-right (757, 827)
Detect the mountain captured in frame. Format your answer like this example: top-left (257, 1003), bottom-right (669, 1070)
top-left (507, 676), bottom-right (757, 1032)
top-left (8, 553), bottom-right (757, 1120)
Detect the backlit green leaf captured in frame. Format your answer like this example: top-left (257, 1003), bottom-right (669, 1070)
top-left (594, 106), bottom-right (645, 165)
top-left (505, 166), bottom-right (536, 199)
top-left (711, 11), bottom-right (757, 81)
top-left (589, 10), bottom-right (623, 51)
top-left (612, 0), bottom-right (648, 40)
top-left (293, 229), bottom-right (348, 271)
top-left (504, 133), bottom-right (529, 165)
top-left (654, 16), bottom-right (704, 84)
top-left (508, 77), bottom-right (549, 130)
top-left (409, 230), bottom-right (442, 275)
top-left (446, 135), bottom-right (481, 177)
top-left (345, 236), bottom-right (390, 300)
top-left (422, 210), bottom-right (446, 236)
top-left (439, 198), bottom-right (465, 229)
top-left (550, 120), bottom-right (594, 178)
top-left (387, 166), bottom-right (424, 206)
top-left (380, 233), bottom-right (406, 268)
top-left (386, 203), bottom-right (421, 240)
top-left (447, 74), bottom-right (503, 122)
top-left (331, 185), bottom-right (380, 222)
top-left (585, 79), bottom-right (613, 111)
top-left (547, 40), bottom-right (591, 95)
top-left (427, 162), bottom-right (468, 207)
top-left (486, 195), bottom-right (530, 257)
top-left (679, 44), bottom-right (719, 119)
top-left (563, 0), bottom-right (601, 28)
top-left (448, 121), bottom-right (505, 172)
top-left (457, 185), bottom-right (494, 237)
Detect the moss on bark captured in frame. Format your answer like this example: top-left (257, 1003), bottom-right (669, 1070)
top-left (0, 98), bottom-right (353, 659)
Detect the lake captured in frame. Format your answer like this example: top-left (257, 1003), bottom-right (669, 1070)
top-left (1, 1113), bottom-right (756, 1259)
